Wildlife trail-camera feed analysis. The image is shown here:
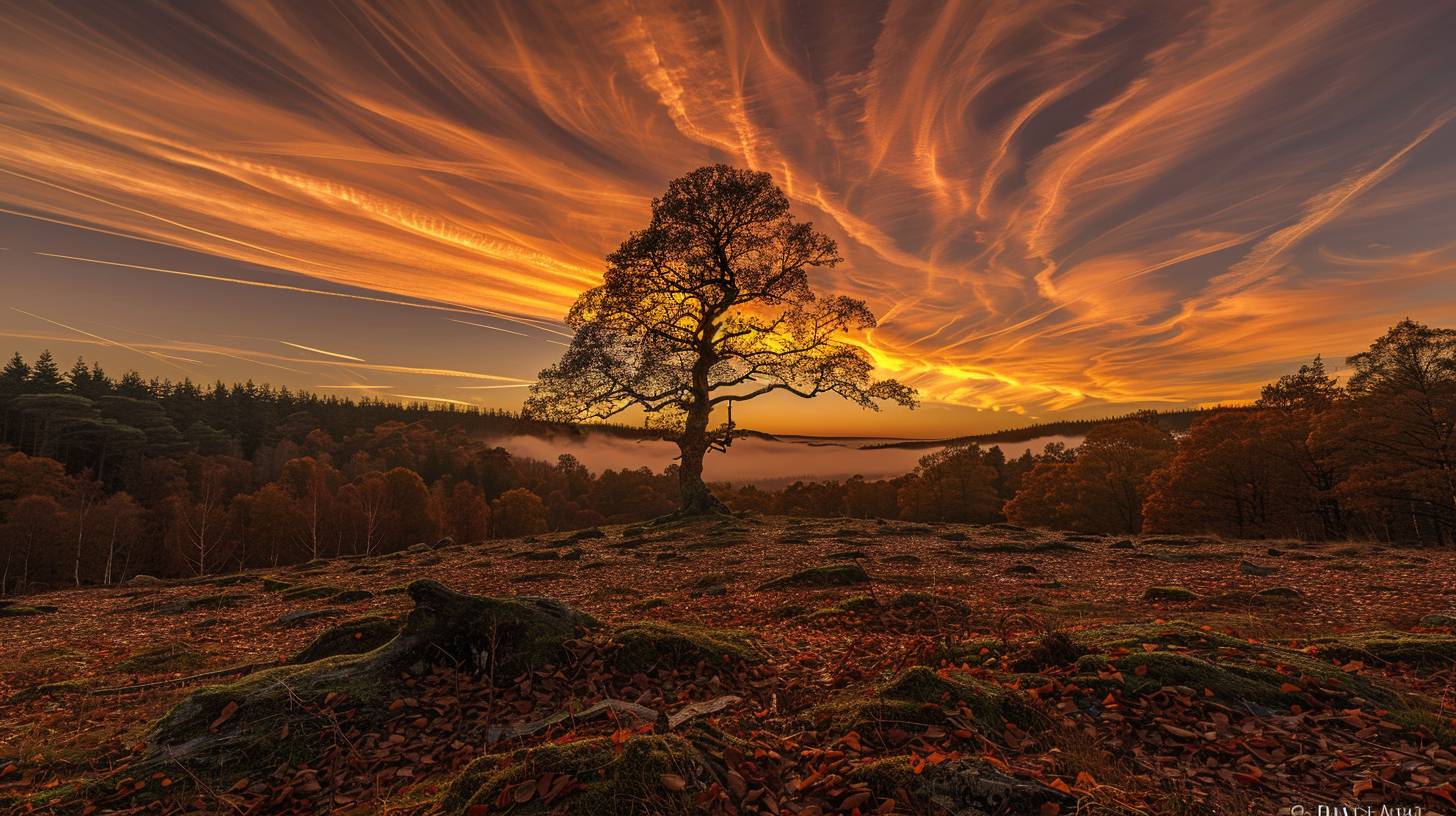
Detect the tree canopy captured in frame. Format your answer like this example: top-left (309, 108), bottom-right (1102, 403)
top-left (526, 164), bottom-right (916, 512)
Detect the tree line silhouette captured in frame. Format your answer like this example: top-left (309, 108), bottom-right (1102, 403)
top-left (1, 318), bottom-right (1451, 593)
top-left (724, 320), bottom-right (1456, 546)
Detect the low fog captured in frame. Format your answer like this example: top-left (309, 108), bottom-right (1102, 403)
top-left (491, 434), bottom-right (1085, 486)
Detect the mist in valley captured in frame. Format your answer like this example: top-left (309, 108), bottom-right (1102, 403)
top-left (490, 433), bottom-right (1086, 486)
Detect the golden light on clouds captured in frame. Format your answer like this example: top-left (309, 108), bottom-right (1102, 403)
top-left (3, 1), bottom-right (1456, 433)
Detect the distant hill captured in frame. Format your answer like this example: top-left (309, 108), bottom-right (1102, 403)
top-left (862, 405), bottom-right (1253, 450)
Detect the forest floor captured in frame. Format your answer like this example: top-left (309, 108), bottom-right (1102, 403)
top-left (2, 516), bottom-right (1455, 815)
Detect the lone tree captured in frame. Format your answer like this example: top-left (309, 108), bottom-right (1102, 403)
top-left (525, 165), bottom-right (917, 514)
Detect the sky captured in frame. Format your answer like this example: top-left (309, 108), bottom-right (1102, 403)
top-left (2, 0), bottom-right (1456, 439)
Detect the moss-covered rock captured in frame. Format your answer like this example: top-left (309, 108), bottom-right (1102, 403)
top-left (0, 604), bottom-right (58, 617)
top-left (1083, 651), bottom-right (1303, 707)
top-left (279, 584), bottom-right (343, 601)
top-left (1142, 585), bottom-right (1200, 601)
top-left (116, 643), bottom-right (208, 674)
top-left (9, 679), bottom-right (92, 703)
top-left (758, 562), bottom-right (870, 590)
top-left (332, 589), bottom-right (373, 604)
top-left (269, 608), bottom-right (345, 627)
top-left (811, 592), bottom-right (969, 620)
top-left (608, 622), bottom-right (757, 673)
top-left (439, 734), bottom-right (705, 815)
top-left (814, 594), bottom-right (881, 615)
top-left (1069, 622), bottom-right (1398, 709)
top-left (289, 616), bottom-right (399, 664)
top-left (812, 666), bottom-right (1034, 739)
top-left (1256, 586), bottom-right (1303, 601)
top-left (139, 581), bottom-right (597, 788)
top-left (261, 577), bottom-right (292, 592)
top-left (850, 756), bottom-right (1071, 815)
top-left (1310, 631), bottom-right (1456, 668)
top-left (131, 593), bottom-right (250, 615)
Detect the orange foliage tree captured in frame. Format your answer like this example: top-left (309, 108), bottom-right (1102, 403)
top-left (1005, 420), bottom-right (1174, 534)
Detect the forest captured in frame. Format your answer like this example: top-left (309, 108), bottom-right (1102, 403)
top-left (1, 318), bottom-right (1452, 594)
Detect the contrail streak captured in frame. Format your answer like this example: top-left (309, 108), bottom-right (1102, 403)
top-left (9, 307), bottom-right (192, 374)
top-left (33, 251), bottom-right (571, 337)
top-left (278, 340), bottom-right (366, 362)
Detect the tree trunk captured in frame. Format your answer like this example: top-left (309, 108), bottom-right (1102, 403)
top-left (676, 409), bottom-right (726, 515)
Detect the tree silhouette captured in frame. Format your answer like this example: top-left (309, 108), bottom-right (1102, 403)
top-left (525, 165), bottom-right (917, 513)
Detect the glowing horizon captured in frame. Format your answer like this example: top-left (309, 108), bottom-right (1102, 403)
top-left (3, 1), bottom-right (1456, 437)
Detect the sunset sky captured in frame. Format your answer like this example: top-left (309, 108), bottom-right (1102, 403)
top-left (3, 0), bottom-right (1456, 438)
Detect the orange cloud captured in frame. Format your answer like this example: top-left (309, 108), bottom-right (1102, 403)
top-left (3, 0), bottom-right (1456, 429)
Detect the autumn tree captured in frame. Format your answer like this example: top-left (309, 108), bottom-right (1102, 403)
top-left (896, 444), bottom-right (1001, 522)
top-left (443, 481), bottom-right (490, 543)
top-left (1318, 320), bottom-right (1456, 544)
top-left (525, 165), bottom-right (916, 514)
top-left (94, 492), bottom-right (144, 585)
top-left (1258, 355), bottom-right (1340, 410)
top-left (380, 467), bottom-right (435, 550)
top-left (491, 487), bottom-right (548, 537)
top-left (166, 455), bottom-right (248, 574)
top-left (336, 472), bottom-right (390, 555)
top-left (240, 483), bottom-right (305, 566)
top-left (1005, 421), bottom-right (1174, 534)
top-left (2, 494), bottom-right (63, 594)
top-left (1143, 412), bottom-right (1296, 537)
top-left (280, 456), bottom-right (343, 560)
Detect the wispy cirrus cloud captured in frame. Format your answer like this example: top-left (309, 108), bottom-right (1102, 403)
top-left (3, 0), bottom-right (1456, 429)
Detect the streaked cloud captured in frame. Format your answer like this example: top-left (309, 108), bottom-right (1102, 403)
top-left (278, 340), bottom-right (366, 362)
top-left (3, 0), bottom-right (1456, 428)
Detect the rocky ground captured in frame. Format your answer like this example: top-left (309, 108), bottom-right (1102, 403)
top-left (2, 516), bottom-right (1455, 815)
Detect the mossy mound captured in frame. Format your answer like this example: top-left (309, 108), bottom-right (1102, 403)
top-left (1080, 651), bottom-right (1303, 707)
top-left (332, 589), bottom-right (373, 604)
top-left (608, 622), bottom-right (757, 673)
top-left (812, 666), bottom-right (1034, 739)
top-left (9, 679), bottom-right (92, 703)
top-left (288, 616), bottom-right (400, 664)
top-left (116, 643), bottom-right (208, 674)
top-left (1143, 585), bottom-right (1200, 601)
top-left (1069, 622), bottom-right (1397, 709)
top-left (813, 594), bottom-right (881, 616)
top-left (279, 584), bottom-right (344, 601)
top-left (134, 593), bottom-right (250, 615)
top-left (1256, 586), bottom-right (1303, 601)
top-left (934, 637), bottom-right (1007, 667)
top-left (139, 581), bottom-right (598, 789)
top-left (270, 608), bottom-right (344, 627)
top-left (811, 592), bottom-right (968, 620)
top-left (1310, 631), bottom-right (1456, 668)
top-left (261, 577), bottom-right (292, 592)
top-left (439, 734), bottom-right (705, 815)
top-left (758, 562), bottom-right (870, 590)
top-left (0, 604), bottom-right (58, 617)
top-left (850, 756), bottom-right (1071, 815)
